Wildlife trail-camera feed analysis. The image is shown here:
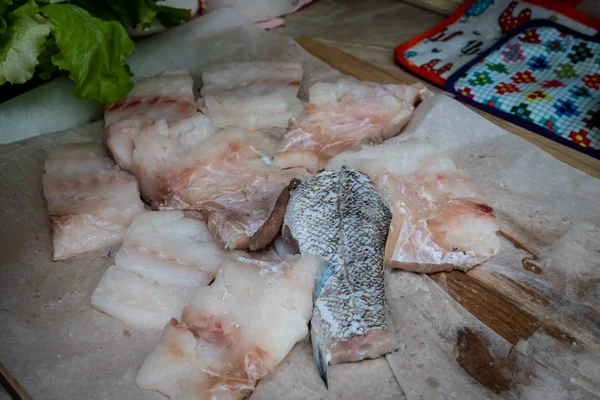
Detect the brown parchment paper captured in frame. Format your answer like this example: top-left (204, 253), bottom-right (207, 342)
top-left (1, 11), bottom-right (600, 400)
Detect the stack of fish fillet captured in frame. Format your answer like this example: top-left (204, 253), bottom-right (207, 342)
top-left (41, 61), bottom-right (501, 399)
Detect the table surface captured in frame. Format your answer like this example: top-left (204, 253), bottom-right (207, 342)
top-left (276, 0), bottom-right (600, 74)
top-left (276, 0), bottom-right (600, 179)
top-left (1, 2), bottom-right (599, 398)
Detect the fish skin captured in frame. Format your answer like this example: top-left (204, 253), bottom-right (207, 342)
top-left (283, 167), bottom-right (395, 386)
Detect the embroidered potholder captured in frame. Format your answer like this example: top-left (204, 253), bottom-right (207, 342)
top-left (445, 20), bottom-right (600, 157)
top-left (395, 0), bottom-right (600, 87)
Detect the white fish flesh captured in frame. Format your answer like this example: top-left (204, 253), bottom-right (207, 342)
top-left (282, 167), bottom-right (395, 386)
top-left (273, 78), bottom-right (430, 172)
top-left (42, 143), bottom-right (145, 260)
top-left (162, 128), bottom-right (311, 250)
top-left (92, 266), bottom-right (196, 331)
top-left (136, 254), bottom-right (322, 399)
top-left (104, 69), bottom-right (197, 127)
top-left (107, 112), bottom-right (307, 250)
top-left (327, 139), bottom-right (501, 273)
top-left (104, 113), bottom-right (216, 203)
top-left (91, 211), bottom-right (231, 331)
top-left (199, 62), bottom-right (304, 131)
top-left (104, 113), bottom-right (215, 173)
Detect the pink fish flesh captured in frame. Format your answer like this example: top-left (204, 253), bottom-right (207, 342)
top-left (327, 139), bottom-right (501, 273)
top-left (136, 254), bottom-right (322, 400)
top-left (104, 69), bottom-right (197, 127)
top-left (42, 143), bottom-right (145, 260)
top-left (160, 128), bottom-right (311, 250)
top-left (273, 78), bottom-right (431, 172)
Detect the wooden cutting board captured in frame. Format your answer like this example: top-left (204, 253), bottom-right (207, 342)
top-left (296, 36), bottom-right (599, 395)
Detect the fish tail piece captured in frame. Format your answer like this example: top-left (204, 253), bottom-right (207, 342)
top-left (311, 329), bottom-right (329, 389)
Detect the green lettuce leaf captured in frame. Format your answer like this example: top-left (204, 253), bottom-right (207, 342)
top-left (105, 0), bottom-right (157, 27)
top-left (0, 0), bottom-right (51, 85)
top-left (0, 0), bottom-right (14, 34)
top-left (36, 33), bottom-right (58, 79)
top-left (0, 0), bottom-right (13, 13)
top-left (42, 3), bottom-right (134, 103)
top-left (70, 0), bottom-right (157, 27)
top-left (70, 0), bottom-right (192, 29)
top-left (156, 5), bottom-right (191, 28)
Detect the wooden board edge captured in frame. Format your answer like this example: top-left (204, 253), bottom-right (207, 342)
top-left (0, 361), bottom-right (32, 400)
top-left (399, 0), bottom-right (463, 16)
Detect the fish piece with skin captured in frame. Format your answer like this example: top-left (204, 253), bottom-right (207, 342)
top-left (327, 139), bottom-right (501, 273)
top-left (199, 62), bottom-right (304, 131)
top-left (161, 128), bottom-right (311, 250)
top-left (42, 143), bottom-right (145, 260)
top-left (283, 167), bottom-right (395, 386)
top-left (273, 78), bottom-right (431, 172)
top-left (136, 254), bottom-right (322, 400)
top-left (91, 211), bottom-right (232, 331)
top-left (104, 69), bottom-right (197, 127)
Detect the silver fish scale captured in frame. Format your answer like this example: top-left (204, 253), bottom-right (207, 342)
top-left (284, 167), bottom-right (392, 343)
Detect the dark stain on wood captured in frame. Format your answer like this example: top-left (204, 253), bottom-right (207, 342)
top-left (522, 257), bottom-right (542, 274)
top-left (498, 230), bottom-right (546, 277)
top-left (498, 230), bottom-right (539, 259)
top-left (457, 327), bottom-right (510, 393)
top-left (542, 325), bottom-right (575, 345)
top-left (498, 231), bottom-right (545, 274)
top-left (429, 271), bottom-right (540, 344)
top-left (584, 305), bottom-right (600, 317)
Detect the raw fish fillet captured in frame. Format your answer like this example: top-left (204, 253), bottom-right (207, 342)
top-left (199, 62), bottom-right (304, 131)
top-left (42, 143), bottom-right (145, 260)
top-left (104, 113), bottom-right (216, 203)
top-left (327, 139), bottom-right (501, 273)
top-left (136, 254), bottom-right (322, 400)
top-left (283, 167), bottom-right (395, 386)
top-left (107, 111), bottom-right (307, 250)
top-left (104, 69), bottom-right (197, 126)
top-left (162, 128), bottom-right (311, 250)
top-left (91, 211), bottom-right (232, 331)
top-left (273, 78), bottom-right (431, 172)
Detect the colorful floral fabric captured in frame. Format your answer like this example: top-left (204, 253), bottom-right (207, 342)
top-left (395, 0), bottom-right (598, 87)
top-left (446, 21), bottom-right (600, 155)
